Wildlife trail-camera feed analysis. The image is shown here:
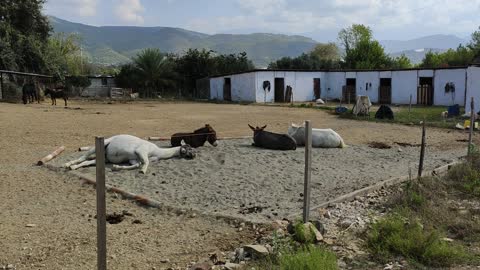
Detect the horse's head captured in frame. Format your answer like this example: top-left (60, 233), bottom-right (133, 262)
top-left (287, 123), bottom-right (304, 137)
top-left (204, 124), bottom-right (218, 147)
top-left (248, 124), bottom-right (267, 136)
top-left (179, 140), bottom-right (196, 159)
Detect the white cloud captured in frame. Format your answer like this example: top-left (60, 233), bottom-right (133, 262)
top-left (114, 0), bottom-right (145, 25)
top-left (45, 0), bottom-right (97, 17)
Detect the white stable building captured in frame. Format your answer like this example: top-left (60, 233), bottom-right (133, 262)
top-left (209, 65), bottom-right (480, 110)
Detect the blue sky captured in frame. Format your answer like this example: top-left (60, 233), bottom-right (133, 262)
top-left (43, 0), bottom-right (480, 42)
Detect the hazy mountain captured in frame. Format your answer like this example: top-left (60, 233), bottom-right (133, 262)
top-left (380, 34), bottom-right (467, 53)
top-left (49, 16), bottom-right (317, 67)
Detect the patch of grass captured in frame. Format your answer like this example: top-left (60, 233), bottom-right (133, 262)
top-left (367, 211), bottom-right (468, 267)
top-left (278, 246), bottom-right (338, 270)
top-left (292, 221), bottom-right (315, 244)
top-left (339, 105), bottom-right (464, 129)
top-left (447, 154), bottom-right (480, 197)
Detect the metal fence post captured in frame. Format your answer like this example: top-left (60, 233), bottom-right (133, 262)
top-left (468, 97), bottom-right (475, 156)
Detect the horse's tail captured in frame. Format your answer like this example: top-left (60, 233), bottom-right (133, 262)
top-left (339, 137), bottom-right (347, 148)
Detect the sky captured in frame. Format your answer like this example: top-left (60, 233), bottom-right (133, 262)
top-left (43, 0), bottom-right (480, 42)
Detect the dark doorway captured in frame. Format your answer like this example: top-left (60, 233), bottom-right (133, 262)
top-left (223, 78), bottom-right (231, 101)
top-left (343, 78), bottom-right (356, 103)
top-left (313, 78), bottom-right (321, 100)
top-left (379, 78), bottom-right (392, 104)
top-left (274, 78), bottom-right (285, 102)
top-left (417, 77), bottom-right (434, 106)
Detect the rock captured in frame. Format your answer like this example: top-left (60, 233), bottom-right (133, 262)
top-left (315, 99), bottom-right (325, 105)
top-left (224, 262), bottom-right (241, 269)
top-left (272, 220), bottom-right (289, 230)
top-left (311, 220), bottom-right (326, 235)
top-left (338, 218), bottom-right (355, 229)
top-left (161, 258), bottom-right (170, 263)
top-left (243, 245), bottom-right (269, 258)
top-left (189, 262), bottom-right (212, 270)
top-left (6, 265), bottom-right (14, 270)
top-left (384, 263), bottom-right (393, 270)
top-left (25, 224), bottom-right (36, 228)
top-left (441, 237), bottom-right (454, 242)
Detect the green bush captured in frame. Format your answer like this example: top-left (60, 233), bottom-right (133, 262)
top-left (367, 212), bottom-right (468, 267)
top-left (293, 221), bottom-right (315, 244)
top-left (279, 246), bottom-right (338, 270)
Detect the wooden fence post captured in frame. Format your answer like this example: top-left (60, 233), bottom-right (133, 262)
top-left (303, 120), bottom-right (312, 223)
top-left (468, 97), bottom-right (475, 156)
top-left (409, 94), bottom-right (412, 122)
top-left (95, 137), bottom-right (107, 270)
top-left (418, 120), bottom-right (426, 178)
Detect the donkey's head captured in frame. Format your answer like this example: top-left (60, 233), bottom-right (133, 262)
top-left (179, 140), bottom-right (196, 159)
top-left (204, 124), bottom-right (218, 147)
top-left (248, 124), bottom-right (267, 136)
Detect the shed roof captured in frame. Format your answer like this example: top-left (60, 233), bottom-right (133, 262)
top-left (209, 65), bottom-right (470, 78)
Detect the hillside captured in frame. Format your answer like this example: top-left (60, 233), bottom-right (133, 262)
top-left (49, 16), bottom-right (317, 67)
top-left (390, 48), bottom-right (447, 64)
top-left (380, 34), bottom-right (467, 53)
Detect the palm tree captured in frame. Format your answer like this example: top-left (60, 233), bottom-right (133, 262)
top-left (133, 48), bottom-right (178, 98)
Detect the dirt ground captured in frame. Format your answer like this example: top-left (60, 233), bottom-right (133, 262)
top-left (0, 100), bottom-right (476, 269)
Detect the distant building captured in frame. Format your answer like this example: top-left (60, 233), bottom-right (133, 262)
top-left (209, 65), bottom-right (480, 111)
top-left (79, 75), bottom-right (116, 97)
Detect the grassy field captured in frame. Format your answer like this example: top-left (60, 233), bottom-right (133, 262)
top-left (284, 102), bottom-right (468, 129)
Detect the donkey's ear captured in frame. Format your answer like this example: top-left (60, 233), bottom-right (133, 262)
top-left (205, 124), bottom-right (210, 127)
top-left (261, 125), bottom-right (267, 130)
top-left (248, 124), bottom-right (255, 131)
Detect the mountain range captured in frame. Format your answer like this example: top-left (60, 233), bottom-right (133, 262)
top-left (50, 16), bottom-right (469, 67)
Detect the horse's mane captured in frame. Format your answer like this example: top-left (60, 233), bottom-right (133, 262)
top-left (194, 125), bottom-right (215, 134)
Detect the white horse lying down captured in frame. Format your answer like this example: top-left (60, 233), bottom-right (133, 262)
top-left (64, 135), bottom-right (196, 174)
top-left (287, 123), bottom-right (346, 148)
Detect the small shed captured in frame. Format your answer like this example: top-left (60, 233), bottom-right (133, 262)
top-left (80, 75), bottom-right (116, 97)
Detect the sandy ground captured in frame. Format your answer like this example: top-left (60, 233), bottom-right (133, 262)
top-left (0, 100), bottom-right (476, 269)
top-left (52, 139), bottom-right (462, 223)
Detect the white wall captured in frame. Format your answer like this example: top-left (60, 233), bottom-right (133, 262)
top-left (324, 72), bottom-right (345, 101)
top-left (210, 77), bottom-right (224, 100)
top-left (433, 69), bottom-right (466, 106)
top-left (392, 70), bottom-right (418, 104)
top-left (356, 72), bottom-right (380, 103)
top-left (231, 73), bottom-right (256, 101)
top-left (466, 66), bottom-right (480, 113)
top-left (209, 73), bottom-right (256, 102)
top-left (254, 71), bottom-right (326, 102)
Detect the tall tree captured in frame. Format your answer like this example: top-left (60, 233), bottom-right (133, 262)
top-left (469, 26), bottom-right (480, 58)
top-left (338, 24), bottom-right (393, 69)
top-left (133, 48), bottom-right (178, 97)
top-left (0, 0), bottom-right (51, 72)
top-left (337, 24), bottom-right (373, 53)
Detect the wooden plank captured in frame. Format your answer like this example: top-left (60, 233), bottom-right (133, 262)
top-left (418, 120), bottom-right (426, 178)
top-left (95, 137), bottom-right (107, 270)
top-left (303, 120), bottom-right (312, 223)
top-left (37, 146), bottom-right (65, 165)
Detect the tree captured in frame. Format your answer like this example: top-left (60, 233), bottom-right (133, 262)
top-left (133, 48), bottom-right (178, 97)
top-left (391, 54), bottom-right (413, 69)
top-left (267, 43), bottom-right (341, 70)
top-left (0, 0), bottom-right (51, 72)
top-left (337, 24), bottom-right (373, 53)
top-left (419, 45), bottom-right (475, 68)
top-left (310, 43), bottom-right (341, 62)
top-left (338, 24), bottom-right (393, 69)
top-left (469, 26), bottom-right (480, 58)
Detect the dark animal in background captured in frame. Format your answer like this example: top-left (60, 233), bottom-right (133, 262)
top-left (22, 83), bottom-right (38, 104)
top-left (375, 105), bottom-right (394, 120)
top-left (263, 81), bottom-right (271, 92)
top-left (44, 87), bottom-right (68, 107)
top-left (248, 124), bottom-right (296, 150)
top-left (171, 124), bottom-right (218, 148)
